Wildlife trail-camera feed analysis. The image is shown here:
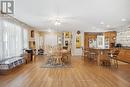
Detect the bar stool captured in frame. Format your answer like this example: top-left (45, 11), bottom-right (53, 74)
top-left (108, 49), bottom-right (120, 68)
top-left (100, 55), bottom-right (111, 67)
top-left (83, 50), bottom-right (89, 60)
top-left (89, 52), bottom-right (97, 62)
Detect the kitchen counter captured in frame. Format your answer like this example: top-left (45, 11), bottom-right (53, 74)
top-left (117, 48), bottom-right (130, 63)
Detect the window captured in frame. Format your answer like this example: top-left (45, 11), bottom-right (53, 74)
top-left (23, 29), bottom-right (29, 49)
top-left (0, 20), bottom-right (3, 60)
top-left (3, 21), bottom-right (23, 58)
top-left (0, 19), bottom-right (29, 61)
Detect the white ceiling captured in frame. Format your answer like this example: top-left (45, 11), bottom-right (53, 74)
top-left (13, 0), bottom-right (130, 32)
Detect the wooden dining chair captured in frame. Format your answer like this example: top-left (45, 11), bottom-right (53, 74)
top-left (52, 50), bottom-right (62, 65)
top-left (108, 49), bottom-right (120, 68)
top-left (100, 53), bottom-right (111, 67)
top-left (88, 49), bottom-right (97, 62)
top-left (83, 49), bottom-right (89, 61)
top-left (61, 49), bottom-right (70, 64)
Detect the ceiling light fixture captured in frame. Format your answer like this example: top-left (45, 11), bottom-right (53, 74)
top-left (55, 21), bottom-right (61, 25)
top-left (100, 21), bottom-right (104, 25)
top-left (54, 19), bottom-right (61, 26)
top-left (121, 18), bottom-right (126, 22)
top-left (49, 16), bottom-right (63, 25)
top-left (106, 25), bottom-right (110, 28)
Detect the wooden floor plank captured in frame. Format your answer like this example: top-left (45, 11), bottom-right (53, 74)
top-left (0, 56), bottom-right (130, 87)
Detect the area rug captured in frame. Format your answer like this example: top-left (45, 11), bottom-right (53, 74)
top-left (41, 58), bottom-right (72, 68)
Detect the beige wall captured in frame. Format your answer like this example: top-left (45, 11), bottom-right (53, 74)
top-left (39, 31), bottom-right (84, 56)
top-left (28, 30), bottom-right (84, 56)
top-left (71, 30), bottom-right (84, 56)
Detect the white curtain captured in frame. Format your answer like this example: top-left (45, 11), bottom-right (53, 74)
top-left (23, 29), bottom-right (29, 49)
top-left (0, 19), bottom-right (3, 61)
top-left (3, 21), bottom-right (23, 58)
top-left (0, 18), bottom-right (29, 61)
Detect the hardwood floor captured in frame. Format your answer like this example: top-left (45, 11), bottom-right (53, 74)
top-left (0, 56), bottom-right (130, 87)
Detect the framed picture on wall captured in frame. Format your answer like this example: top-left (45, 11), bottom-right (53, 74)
top-left (76, 30), bottom-right (81, 48)
top-left (64, 32), bottom-right (71, 38)
top-left (31, 30), bottom-right (34, 38)
top-left (76, 34), bottom-right (81, 48)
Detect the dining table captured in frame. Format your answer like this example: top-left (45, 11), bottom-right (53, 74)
top-left (89, 48), bottom-right (110, 65)
top-left (48, 49), bottom-right (70, 64)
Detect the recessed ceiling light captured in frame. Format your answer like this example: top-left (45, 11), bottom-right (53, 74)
top-left (106, 25), bottom-right (110, 28)
top-left (100, 21), bottom-right (104, 25)
top-left (121, 18), bottom-right (126, 22)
